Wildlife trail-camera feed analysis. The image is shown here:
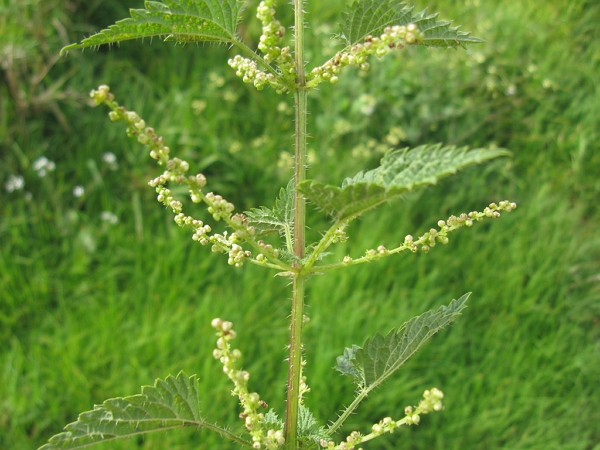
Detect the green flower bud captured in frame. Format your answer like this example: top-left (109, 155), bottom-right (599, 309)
top-left (126, 111), bottom-right (140, 123)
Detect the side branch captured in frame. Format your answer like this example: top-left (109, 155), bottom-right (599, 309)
top-left (309, 201), bottom-right (517, 273)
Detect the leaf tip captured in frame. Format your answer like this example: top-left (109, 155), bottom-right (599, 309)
top-left (60, 44), bottom-right (78, 56)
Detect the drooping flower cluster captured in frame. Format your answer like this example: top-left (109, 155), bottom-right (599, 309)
top-left (228, 56), bottom-right (284, 92)
top-left (307, 24), bottom-right (424, 88)
top-left (89, 85), bottom-right (293, 271)
top-left (256, 0), bottom-right (291, 68)
top-left (229, 6), bottom-right (425, 91)
top-left (212, 318), bottom-right (285, 449)
top-left (228, 0), bottom-right (295, 93)
top-left (89, 85), bottom-right (263, 268)
top-left (255, 239), bottom-right (281, 264)
top-left (413, 200), bottom-right (517, 254)
top-left (319, 388), bottom-right (444, 450)
top-left (339, 201), bottom-right (517, 268)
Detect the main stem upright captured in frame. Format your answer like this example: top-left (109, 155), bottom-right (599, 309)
top-left (284, 1), bottom-right (308, 449)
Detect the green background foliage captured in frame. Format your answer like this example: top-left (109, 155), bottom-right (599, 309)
top-left (1, 0), bottom-right (599, 449)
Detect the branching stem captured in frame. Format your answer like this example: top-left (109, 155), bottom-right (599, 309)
top-left (304, 220), bottom-right (346, 269)
top-left (234, 39), bottom-right (294, 90)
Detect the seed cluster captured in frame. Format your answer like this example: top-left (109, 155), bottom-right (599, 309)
top-left (340, 201), bottom-right (517, 266)
top-left (212, 319), bottom-right (284, 449)
top-left (229, 5), bottom-right (426, 92)
top-left (320, 388), bottom-right (444, 450)
top-left (307, 24), bottom-right (424, 88)
top-left (228, 55), bottom-right (283, 92)
top-left (228, 0), bottom-right (295, 93)
top-left (89, 85), bottom-right (259, 267)
top-left (256, 0), bottom-right (291, 68)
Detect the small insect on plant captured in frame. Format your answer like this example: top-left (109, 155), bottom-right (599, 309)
top-left (41, 1), bottom-right (517, 449)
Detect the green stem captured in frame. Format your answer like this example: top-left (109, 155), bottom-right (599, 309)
top-left (286, 273), bottom-right (305, 449)
top-left (234, 39), bottom-right (294, 90)
top-left (201, 421), bottom-right (254, 448)
top-left (285, 1), bottom-right (307, 448)
top-left (303, 221), bottom-right (345, 270)
top-left (327, 389), bottom-right (369, 436)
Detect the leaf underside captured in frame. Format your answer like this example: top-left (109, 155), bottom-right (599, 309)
top-left (39, 372), bottom-right (233, 449)
top-left (245, 180), bottom-right (294, 237)
top-left (336, 293), bottom-right (469, 389)
top-left (298, 144), bottom-right (509, 222)
top-left (339, 0), bottom-right (484, 48)
top-left (61, 0), bottom-right (243, 53)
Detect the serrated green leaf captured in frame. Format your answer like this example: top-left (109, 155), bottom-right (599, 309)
top-left (339, 1), bottom-right (483, 48)
top-left (337, 294), bottom-right (469, 390)
top-left (411, 9), bottom-right (485, 48)
top-left (297, 405), bottom-right (328, 445)
top-left (335, 345), bottom-right (362, 382)
top-left (339, 0), bottom-right (413, 45)
top-left (261, 407), bottom-right (325, 446)
top-left (61, 0), bottom-right (243, 54)
top-left (263, 409), bottom-right (285, 430)
top-left (298, 144), bottom-right (509, 222)
top-left (245, 180), bottom-right (294, 237)
top-left (38, 372), bottom-right (249, 449)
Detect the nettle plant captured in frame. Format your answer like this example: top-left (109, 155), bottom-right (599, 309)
top-left (42, 1), bottom-right (517, 449)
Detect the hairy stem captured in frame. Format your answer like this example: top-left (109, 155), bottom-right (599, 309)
top-left (304, 221), bottom-right (345, 270)
top-left (235, 39), bottom-right (293, 90)
top-left (285, 1), bottom-right (307, 448)
top-left (327, 390), bottom-right (368, 436)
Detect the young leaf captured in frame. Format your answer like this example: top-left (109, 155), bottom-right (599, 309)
top-left (334, 345), bottom-right (362, 382)
top-left (261, 406), bottom-right (326, 446)
top-left (336, 294), bottom-right (469, 390)
top-left (297, 405), bottom-right (328, 445)
top-left (263, 409), bottom-right (285, 431)
top-left (61, 0), bottom-right (244, 54)
top-left (339, 1), bottom-right (484, 48)
top-left (39, 372), bottom-right (251, 449)
top-left (298, 144), bottom-right (508, 222)
top-left (245, 180), bottom-right (294, 237)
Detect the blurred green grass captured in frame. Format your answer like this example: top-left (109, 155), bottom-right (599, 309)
top-left (1, 0), bottom-right (599, 449)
